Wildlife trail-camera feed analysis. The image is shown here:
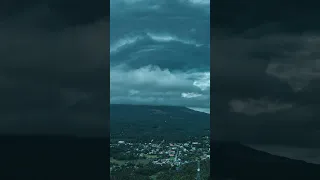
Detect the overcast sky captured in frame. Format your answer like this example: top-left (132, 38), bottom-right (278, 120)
top-left (211, 1), bottom-right (320, 160)
top-left (110, 0), bottom-right (210, 113)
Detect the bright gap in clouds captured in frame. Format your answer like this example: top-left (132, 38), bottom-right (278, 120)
top-left (188, 107), bottom-right (210, 114)
top-left (181, 92), bottom-right (202, 98)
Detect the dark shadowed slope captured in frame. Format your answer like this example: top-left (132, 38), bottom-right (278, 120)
top-left (110, 104), bottom-right (210, 141)
top-left (211, 141), bottom-right (320, 180)
top-left (0, 135), bottom-right (109, 180)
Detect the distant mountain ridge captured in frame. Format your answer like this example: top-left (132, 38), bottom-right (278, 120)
top-left (110, 104), bottom-right (210, 141)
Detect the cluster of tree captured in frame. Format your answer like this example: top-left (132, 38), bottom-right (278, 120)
top-left (135, 163), bottom-right (171, 176)
top-left (110, 146), bottom-right (126, 154)
top-left (155, 159), bottom-right (210, 180)
top-left (110, 145), bottom-right (141, 161)
top-left (110, 167), bottom-right (151, 180)
top-left (110, 159), bottom-right (210, 180)
top-left (112, 152), bottom-right (138, 161)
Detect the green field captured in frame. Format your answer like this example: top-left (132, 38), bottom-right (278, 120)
top-left (145, 154), bottom-right (158, 159)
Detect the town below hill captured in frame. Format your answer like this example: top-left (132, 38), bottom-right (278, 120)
top-left (110, 104), bottom-right (211, 179)
top-left (110, 136), bottom-right (210, 180)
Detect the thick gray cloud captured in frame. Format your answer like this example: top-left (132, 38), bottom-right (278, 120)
top-left (110, 0), bottom-right (210, 111)
top-left (211, 1), bottom-right (320, 151)
top-left (111, 65), bottom-right (209, 108)
top-left (0, 0), bottom-right (109, 136)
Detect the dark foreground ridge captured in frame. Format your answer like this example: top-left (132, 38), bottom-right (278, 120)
top-left (0, 135), bottom-right (109, 180)
top-left (211, 141), bottom-right (320, 180)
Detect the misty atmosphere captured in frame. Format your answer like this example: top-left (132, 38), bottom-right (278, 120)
top-left (110, 0), bottom-right (210, 179)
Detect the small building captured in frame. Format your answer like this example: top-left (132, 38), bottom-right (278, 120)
top-left (169, 150), bottom-right (175, 157)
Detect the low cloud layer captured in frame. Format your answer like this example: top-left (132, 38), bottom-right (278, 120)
top-left (110, 65), bottom-right (210, 108)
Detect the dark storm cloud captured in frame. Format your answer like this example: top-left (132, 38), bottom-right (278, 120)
top-left (211, 1), bottom-right (320, 148)
top-left (110, 0), bottom-right (210, 110)
top-left (0, 0), bottom-right (109, 136)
